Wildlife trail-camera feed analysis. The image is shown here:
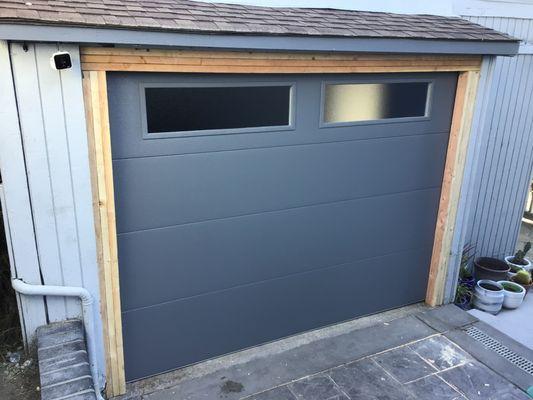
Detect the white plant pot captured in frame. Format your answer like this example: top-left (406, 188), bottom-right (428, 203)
top-left (473, 280), bottom-right (504, 315)
top-left (497, 280), bottom-right (526, 309)
top-left (505, 255), bottom-right (532, 274)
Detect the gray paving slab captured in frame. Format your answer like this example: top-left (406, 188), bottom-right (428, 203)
top-left (329, 358), bottom-right (416, 400)
top-left (289, 375), bottom-right (348, 400)
top-left (372, 346), bottom-right (437, 383)
top-left (409, 335), bottom-right (471, 371)
top-left (247, 386), bottom-right (296, 400)
top-left (405, 375), bottom-right (464, 400)
top-left (438, 361), bottom-right (530, 400)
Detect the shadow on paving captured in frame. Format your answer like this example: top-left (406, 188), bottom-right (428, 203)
top-left (116, 304), bottom-right (533, 400)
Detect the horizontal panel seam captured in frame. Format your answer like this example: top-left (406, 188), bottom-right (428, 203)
top-left (111, 130), bottom-right (451, 161)
top-left (117, 185), bottom-right (442, 235)
top-left (121, 244), bottom-right (433, 314)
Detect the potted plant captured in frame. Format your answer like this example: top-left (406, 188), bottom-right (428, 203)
top-left (497, 280), bottom-right (526, 309)
top-left (474, 257), bottom-right (510, 281)
top-left (510, 269), bottom-right (533, 294)
top-left (505, 242), bottom-right (532, 276)
top-left (473, 280), bottom-right (505, 315)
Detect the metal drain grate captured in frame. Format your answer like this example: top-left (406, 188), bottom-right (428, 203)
top-left (465, 326), bottom-right (533, 375)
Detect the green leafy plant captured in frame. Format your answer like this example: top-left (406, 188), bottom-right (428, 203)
top-left (511, 242), bottom-right (531, 265)
top-left (512, 269), bottom-right (532, 285)
top-left (501, 282), bottom-right (522, 293)
top-left (459, 243), bottom-right (475, 279)
top-left (455, 284), bottom-right (472, 300)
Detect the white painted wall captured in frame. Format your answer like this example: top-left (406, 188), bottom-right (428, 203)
top-left (1, 42), bottom-right (105, 382)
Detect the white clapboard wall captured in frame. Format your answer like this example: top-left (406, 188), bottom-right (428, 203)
top-left (0, 41), bottom-right (47, 343)
top-left (0, 41), bottom-right (104, 375)
top-left (463, 16), bottom-right (533, 258)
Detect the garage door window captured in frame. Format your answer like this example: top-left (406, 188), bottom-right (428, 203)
top-left (143, 84), bottom-right (293, 136)
top-left (322, 82), bottom-right (430, 125)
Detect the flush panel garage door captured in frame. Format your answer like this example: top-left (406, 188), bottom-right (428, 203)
top-left (107, 72), bottom-right (457, 381)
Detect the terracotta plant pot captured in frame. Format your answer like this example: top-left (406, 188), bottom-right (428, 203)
top-left (474, 257), bottom-right (510, 282)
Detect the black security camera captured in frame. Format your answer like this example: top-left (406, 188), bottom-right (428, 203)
top-left (50, 51), bottom-right (72, 70)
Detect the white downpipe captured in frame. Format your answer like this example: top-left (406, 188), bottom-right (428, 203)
top-left (11, 279), bottom-right (105, 400)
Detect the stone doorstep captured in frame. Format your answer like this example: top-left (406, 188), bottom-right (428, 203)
top-left (38, 340), bottom-right (87, 361)
top-left (39, 351), bottom-right (90, 371)
top-left (36, 319), bottom-right (97, 400)
top-left (40, 363), bottom-right (92, 387)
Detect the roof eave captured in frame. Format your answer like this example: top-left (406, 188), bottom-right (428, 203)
top-left (0, 23), bottom-right (520, 56)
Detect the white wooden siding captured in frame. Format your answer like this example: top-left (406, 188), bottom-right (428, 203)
top-left (0, 40), bottom-right (47, 342)
top-left (463, 16), bottom-right (533, 258)
top-left (4, 42), bottom-right (104, 379)
top-left (467, 16), bottom-right (533, 44)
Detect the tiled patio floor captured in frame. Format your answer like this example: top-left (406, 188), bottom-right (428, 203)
top-left (117, 305), bottom-right (533, 400)
top-left (248, 335), bottom-right (527, 400)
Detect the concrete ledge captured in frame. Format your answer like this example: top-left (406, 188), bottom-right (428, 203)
top-left (36, 320), bottom-right (96, 400)
top-left (416, 304), bottom-right (478, 333)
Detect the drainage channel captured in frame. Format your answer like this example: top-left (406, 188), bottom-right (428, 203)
top-left (465, 326), bottom-right (533, 375)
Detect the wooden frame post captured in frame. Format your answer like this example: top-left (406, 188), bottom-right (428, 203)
top-left (79, 47), bottom-right (482, 396)
top-left (83, 70), bottom-right (126, 397)
top-left (426, 70), bottom-right (480, 306)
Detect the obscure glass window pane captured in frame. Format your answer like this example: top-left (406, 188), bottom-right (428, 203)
top-left (145, 85), bottom-right (291, 133)
top-left (323, 82), bottom-right (429, 124)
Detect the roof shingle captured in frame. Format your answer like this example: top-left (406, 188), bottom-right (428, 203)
top-left (0, 0), bottom-right (517, 42)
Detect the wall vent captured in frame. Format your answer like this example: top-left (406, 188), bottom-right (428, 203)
top-left (465, 326), bottom-right (533, 375)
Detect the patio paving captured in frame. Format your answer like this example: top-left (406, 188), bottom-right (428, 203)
top-left (115, 304), bottom-right (533, 400)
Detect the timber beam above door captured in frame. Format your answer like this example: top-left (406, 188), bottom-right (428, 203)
top-left (80, 47), bottom-right (482, 74)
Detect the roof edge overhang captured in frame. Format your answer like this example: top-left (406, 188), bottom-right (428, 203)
top-left (0, 23), bottom-right (519, 56)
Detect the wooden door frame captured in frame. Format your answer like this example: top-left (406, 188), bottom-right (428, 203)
top-left (81, 47), bottom-right (481, 397)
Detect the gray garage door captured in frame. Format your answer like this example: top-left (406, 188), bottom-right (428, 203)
top-left (107, 72), bottom-right (457, 381)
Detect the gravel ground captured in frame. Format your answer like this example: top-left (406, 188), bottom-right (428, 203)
top-left (0, 349), bottom-right (40, 400)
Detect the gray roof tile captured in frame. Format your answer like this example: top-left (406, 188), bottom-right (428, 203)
top-left (0, 0), bottom-right (517, 42)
